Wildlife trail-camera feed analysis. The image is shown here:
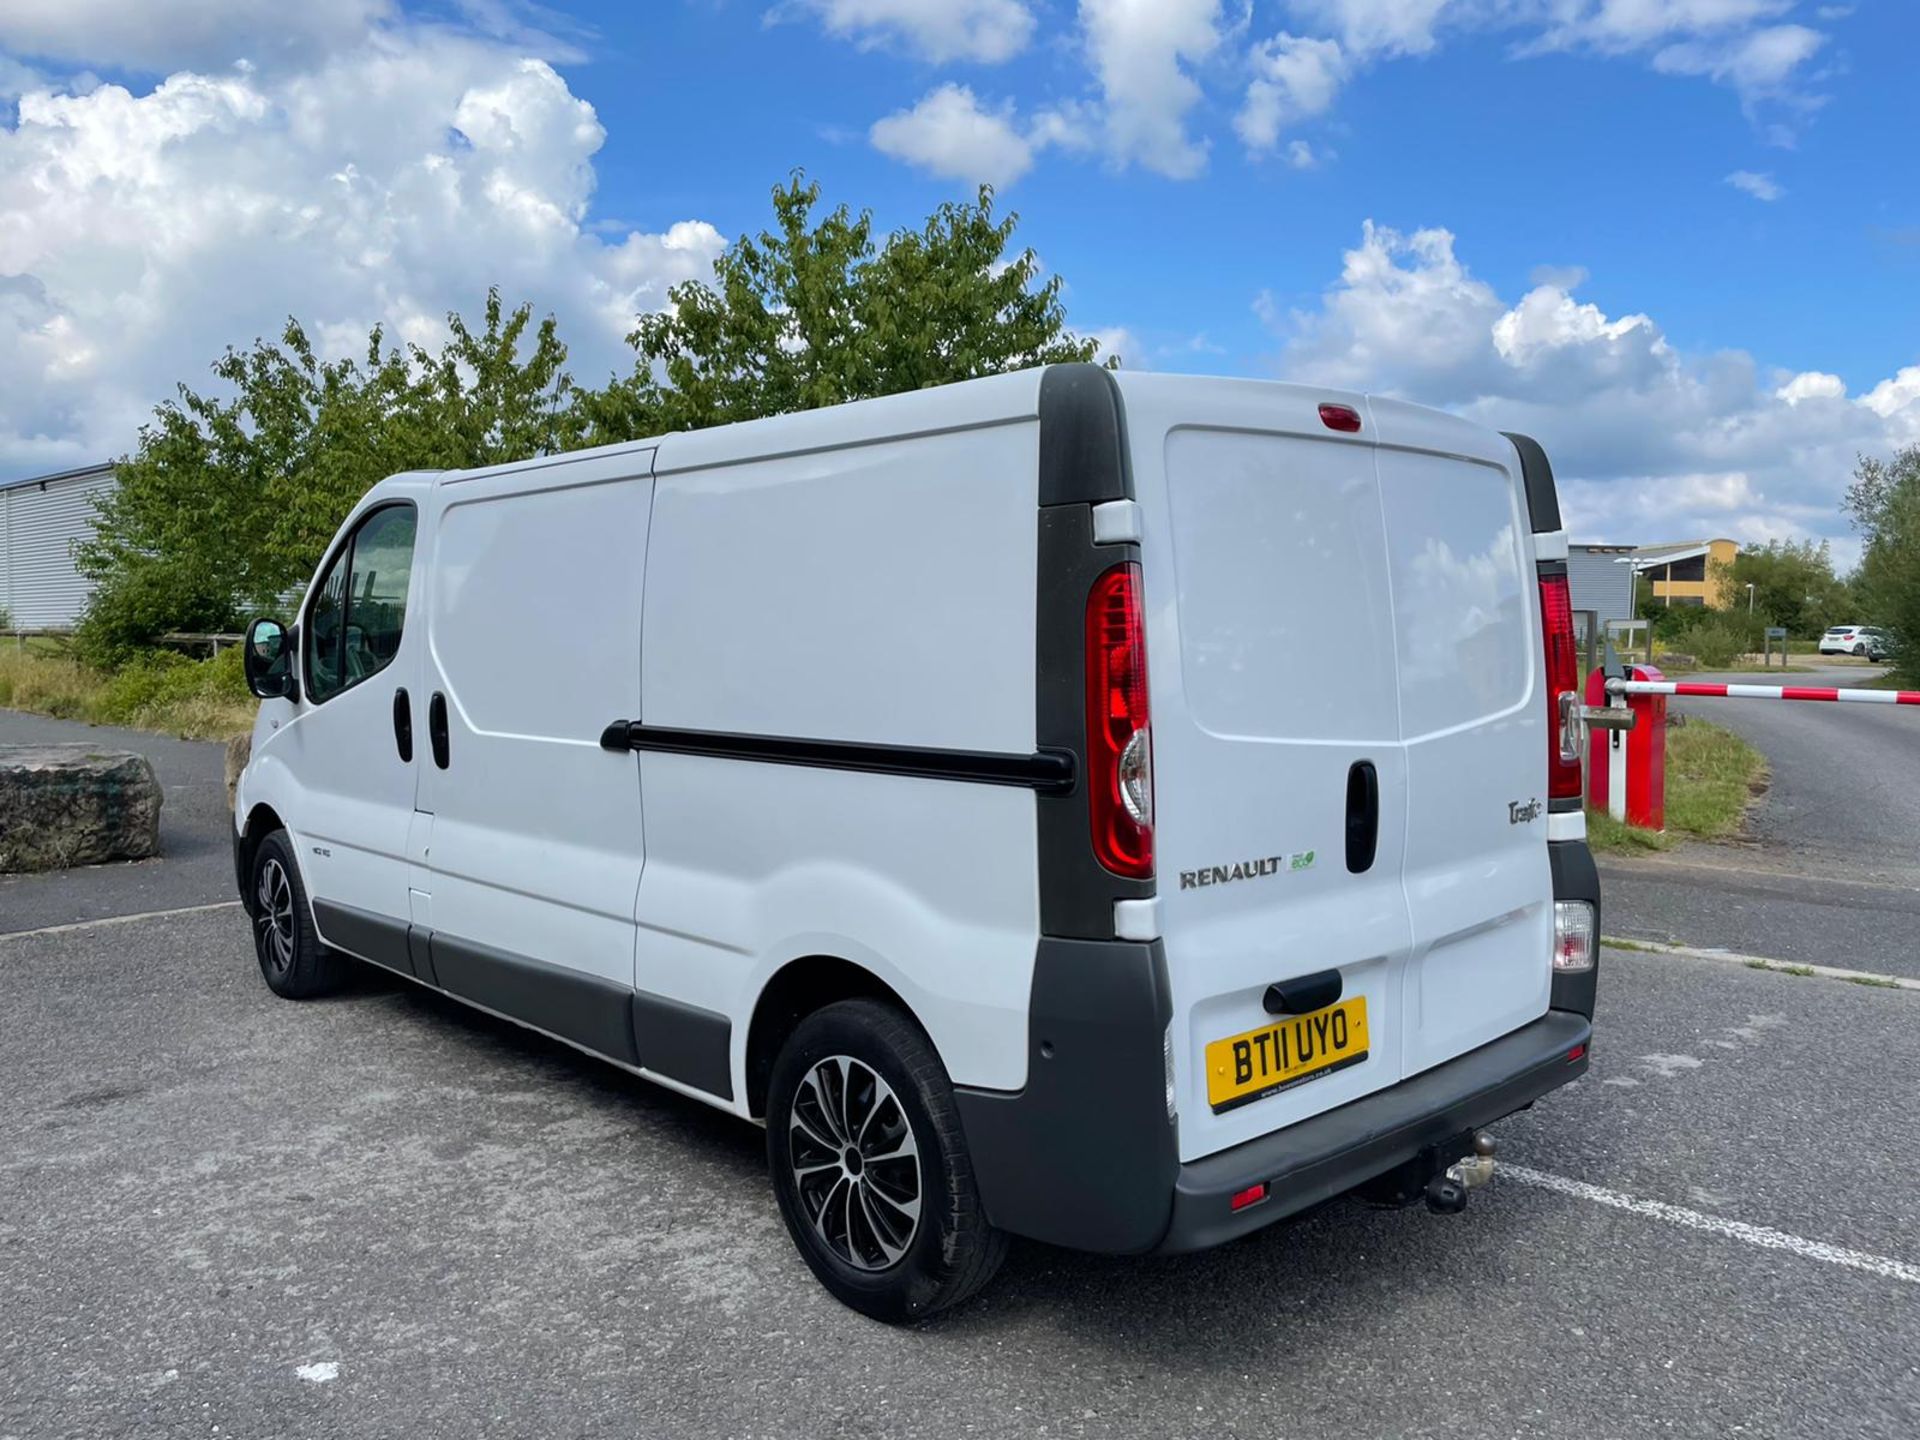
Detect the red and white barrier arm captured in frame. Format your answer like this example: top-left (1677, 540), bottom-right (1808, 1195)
top-left (1607, 679), bottom-right (1920, 706)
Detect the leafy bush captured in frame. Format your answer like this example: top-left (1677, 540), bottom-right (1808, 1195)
top-left (1670, 613), bottom-right (1760, 669)
top-left (0, 645), bottom-right (254, 739)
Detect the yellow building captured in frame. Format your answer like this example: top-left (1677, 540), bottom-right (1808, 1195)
top-left (1633, 539), bottom-right (1740, 609)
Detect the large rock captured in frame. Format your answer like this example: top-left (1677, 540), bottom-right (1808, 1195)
top-left (0, 746), bottom-right (164, 873)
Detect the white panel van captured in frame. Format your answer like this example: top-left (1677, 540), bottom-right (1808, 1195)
top-left (233, 365), bottom-right (1601, 1321)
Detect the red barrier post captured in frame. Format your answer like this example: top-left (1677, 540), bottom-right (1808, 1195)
top-left (1623, 664), bottom-right (1666, 830)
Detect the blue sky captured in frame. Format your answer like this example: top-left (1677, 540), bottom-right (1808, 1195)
top-left (2, 1), bottom-right (1916, 557)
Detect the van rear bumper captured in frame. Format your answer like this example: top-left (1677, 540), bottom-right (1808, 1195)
top-left (1156, 1008), bottom-right (1590, 1254)
top-left (956, 936), bottom-right (1591, 1257)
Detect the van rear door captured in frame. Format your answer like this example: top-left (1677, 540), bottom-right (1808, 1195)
top-left (1125, 378), bottom-right (1548, 1164)
top-left (1367, 399), bottom-right (1551, 1077)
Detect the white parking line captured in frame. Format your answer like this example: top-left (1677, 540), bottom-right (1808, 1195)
top-left (0, 900), bottom-right (241, 942)
top-left (1503, 1164), bottom-right (1920, 1286)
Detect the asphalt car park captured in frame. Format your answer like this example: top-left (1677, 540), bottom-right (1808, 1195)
top-left (4, 900), bottom-right (1917, 1439)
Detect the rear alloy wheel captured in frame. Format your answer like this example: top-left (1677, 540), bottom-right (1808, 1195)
top-left (787, 1055), bottom-right (923, 1271)
top-left (1854, 643), bottom-right (1868, 657)
top-left (767, 999), bottom-right (1006, 1322)
top-left (249, 829), bottom-right (350, 999)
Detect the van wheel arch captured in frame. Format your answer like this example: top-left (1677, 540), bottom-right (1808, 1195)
top-left (745, 957), bottom-right (919, 1120)
top-left (238, 803), bottom-right (286, 914)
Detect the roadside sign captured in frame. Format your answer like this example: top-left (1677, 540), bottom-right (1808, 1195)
top-left (1765, 626), bottom-right (1787, 639)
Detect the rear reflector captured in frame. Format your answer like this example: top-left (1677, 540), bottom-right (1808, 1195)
top-left (1230, 1182), bottom-right (1270, 1212)
top-left (1567, 1044), bottom-right (1587, 1063)
top-left (1318, 402), bottom-right (1362, 433)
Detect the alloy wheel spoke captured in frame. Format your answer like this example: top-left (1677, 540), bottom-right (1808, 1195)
top-left (857, 1182), bottom-right (909, 1263)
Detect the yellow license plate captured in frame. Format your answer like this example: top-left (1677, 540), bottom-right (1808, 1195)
top-left (1205, 997), bottom-right (1370, 1113)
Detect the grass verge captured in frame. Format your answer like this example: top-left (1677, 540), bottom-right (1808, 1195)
top-left (1861, 669), bottom-right (1917, 691)
top-left (1586, 716), bottom-right (1768, 854)
top-left (0, 645), bottom-right (256, 741)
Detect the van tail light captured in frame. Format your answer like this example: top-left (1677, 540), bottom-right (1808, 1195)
top-left (1086, 563), bottom-right (1154, 879)
top-left (1538, 571), bottom-right (1582, 803)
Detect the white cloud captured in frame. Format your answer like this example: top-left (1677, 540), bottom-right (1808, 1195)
top-left (1077, 0), bottom-right (1225, 179)
top-left (1652, 22), bottom-right (1826, 104)
top-left (1288, 0), bottom-right (1455, 58)
top-left (1776, 371), bottom-right (1845, 403)
top-left (786, 0), bottom-right (1035, 64)
top-left (0, 27), bottom-right (725, 477)
top-left (1285, 138), bottom-right (1319, 168)
top-left (1221, 1), bottom-right (1830, 166)
top-left (1725, 168), bottom-right (1784, 200)
top-left (1087, 325), bottom-right (1142, 368)
top-left (1237, 33), bottom-right (1349, 153)
top-left (1533, 0), bottom-right (1796, 53)
top-left (1269, 220), bottom-right (1920, 558)
top-left (0, 0), bottom-right (393, 73)
top-left (869, 84), bottom-right (1036, 186)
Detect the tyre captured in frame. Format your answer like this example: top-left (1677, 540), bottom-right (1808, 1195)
top-left (766, 999), bottom-right (1007, 1323)
top-left (249, 829), bottom-right (350, 999)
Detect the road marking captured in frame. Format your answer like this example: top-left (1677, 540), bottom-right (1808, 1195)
top-left (0, 900), bottom-right (240, 942)
top-left (1503, 1165), bottom-right (1920, 1286)
top-left (1603, 936), bottom-right (1920, 992)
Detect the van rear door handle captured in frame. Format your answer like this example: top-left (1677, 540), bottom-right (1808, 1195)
top-left (392, 688), bottom-right (413, 763)
top-left (1345, 759), bottom-right (1379, 874)
top-left (428, 692), bottom-right (450, 769)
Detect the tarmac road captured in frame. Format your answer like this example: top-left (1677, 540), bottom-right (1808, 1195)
top-left (5, 701), bottom-right (1918, 1437)
top-left (2, 907), bottom-right (1915, 1439)
top-left (1599, 662), bottom-right (1920, 974)
top-left (0, 709), bottom-right (236, 934)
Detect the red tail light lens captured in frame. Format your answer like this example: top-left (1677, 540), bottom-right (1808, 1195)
top-left (1318, 402), bottom-right (1363, 433)
top-left (1539, 571), bottom-right (1582, 802)
top-left (1086, 563), bottom-right (1154, 879)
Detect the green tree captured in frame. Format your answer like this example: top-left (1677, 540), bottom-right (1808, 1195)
top-left (76, 290), bottom-right (571, 659)
top-left (1713, 539), bottom-right (1852, 637)
top-left (1846, 444), bottom-right (1920, 681)
top-left (573, 174), bottom-right (1108, 444)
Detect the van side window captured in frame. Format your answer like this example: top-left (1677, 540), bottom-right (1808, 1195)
top-left (305, 503), bottom-right (417, 704)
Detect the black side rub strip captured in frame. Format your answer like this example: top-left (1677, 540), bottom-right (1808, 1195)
top-left (601, 721), bottom-right (1077, 795)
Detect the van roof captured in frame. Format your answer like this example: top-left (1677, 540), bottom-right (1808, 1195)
top-left (427, 366), bottom-right (1500, 489)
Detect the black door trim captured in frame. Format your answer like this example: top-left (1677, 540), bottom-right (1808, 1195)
top-left (430, 932), bottom-right (642, 1067)
top-left (603, 723), bottom-right (1076, 795)
top-left (631, 991), bottom-right (735, 1101)
top-left (306, 899), bottom-right (738, 1100)
top-left (312, 898), bottom-right (416, 978)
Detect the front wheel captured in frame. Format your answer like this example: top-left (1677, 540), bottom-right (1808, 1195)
top-left (249, 829), bottom-right (350, 999)
top-left (766, 999), bottom-right (1007, 1323)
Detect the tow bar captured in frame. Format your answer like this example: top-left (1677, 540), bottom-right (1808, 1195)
top-left (1424, 1131), bottom-right (1498, 1214)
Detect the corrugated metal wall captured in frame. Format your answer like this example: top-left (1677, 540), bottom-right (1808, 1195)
top-left (0, 466), bottom-right (117, 630)
top-left (1568, 547), bottom-right (1636, 629)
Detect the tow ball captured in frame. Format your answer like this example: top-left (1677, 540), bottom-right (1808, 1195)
top-left (1424, 1131), bottom-right (1498, 1214)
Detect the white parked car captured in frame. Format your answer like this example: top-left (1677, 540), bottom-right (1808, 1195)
top-left (233, 366), bottom-right (1599, 1321)
top-left (1819, 625), bottom-right (1893, 659)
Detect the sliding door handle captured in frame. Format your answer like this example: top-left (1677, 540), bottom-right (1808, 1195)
top-left (392, 688), bottom-right (413, 763)
top-left (428, 692), bottom-right (450, 770)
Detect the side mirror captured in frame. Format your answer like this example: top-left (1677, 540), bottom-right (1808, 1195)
top-left (244, 618), bottom-right (298, 701)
